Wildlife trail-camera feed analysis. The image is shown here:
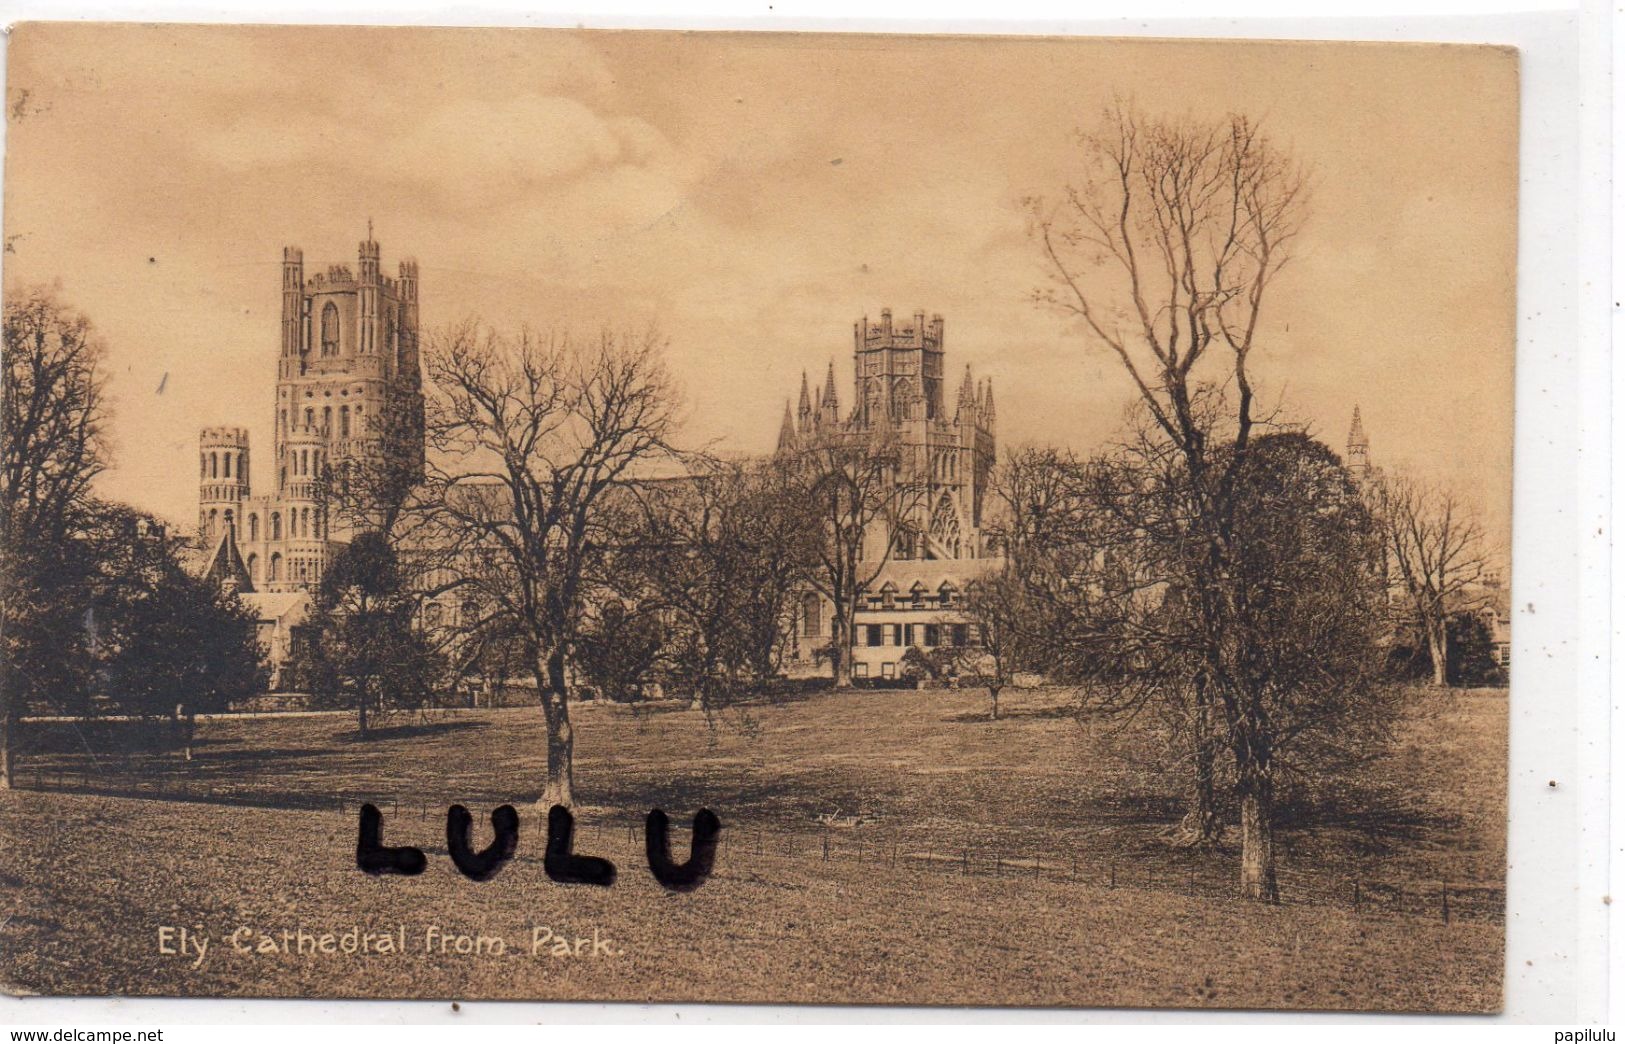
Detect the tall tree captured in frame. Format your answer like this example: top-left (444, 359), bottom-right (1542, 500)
top-left (1029, 106), bottom-right (1312, 898)
top-left (781, 425), bottom-right (925, 689)
top-left (620, 460), bottom-right (816, 708)
top-left (0, 287), bottom-right (111, 788)
top-left (424, 323), bottom-right (681, 807)
top-left (290, 530), bottom-right (441, 738)
top-left (1373, 473), bottom-right (1491, 687)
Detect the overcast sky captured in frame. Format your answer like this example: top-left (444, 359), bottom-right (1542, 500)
top-left (3, 24), bottom-right (1517, 541)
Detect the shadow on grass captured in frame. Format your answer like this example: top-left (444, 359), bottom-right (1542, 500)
top-left (334, 720), bottom-right (490, 744)
top-left (942, 703), bottom-right (1080, 725)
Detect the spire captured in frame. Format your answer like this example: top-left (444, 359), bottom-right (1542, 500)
top-left (822, 360), bottom-right (840, 421)
top-left (956, 365), bottom-right (975, 419)
top-left (777, 399), bottom-right (796, 454)
top-left (983, 378), bottom-right (995, 425)
top-left (798, 371), bottom-right (812, 420)
top-left (1346, 405), bottom-right (1371, 475)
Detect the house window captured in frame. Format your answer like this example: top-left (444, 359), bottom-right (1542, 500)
top-left (924, 624), bottom-right (941, 647)
top-left (866, 625), bottom-right (883, 647)
top-left (952, 624), bottom-right (970, 648)
top-left (881, 662), bottom-right (897, 679)
top-left (854, 663), bottom-right (870, 679)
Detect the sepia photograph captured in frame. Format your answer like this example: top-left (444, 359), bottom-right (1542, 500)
top-left (0, 23), bottom-right (1518, 1012)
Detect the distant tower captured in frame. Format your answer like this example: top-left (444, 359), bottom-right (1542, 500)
top-left (199, 231), bottom-right (425, 596)
top-left (1346, 405), bottom-right (1371, 477)
top-left (198, 427), bottom-right (250, 542)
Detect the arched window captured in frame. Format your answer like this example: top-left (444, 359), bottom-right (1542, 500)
top-left (323, 406), bottom-right (332, 433)
top-left (269, 553), bottom-right (281, 581)
top-left (208, 508), bottom-right (218, 534)
top-left (248, 514), bottom-right (259, 541)
top-left (938, 581), bottom-right (958, 608)
top-left (200, 455), bottom-right (207, 479)
top-left (305, 407), bottom-right (314, 429)
top-left (210, 452), bottom-right (218, 479)
top-left (929, 493), bottom-right (962, 560)
top-left (910, 582), bottom-right (927, 608)
top-left (320, 301), bottom-right (340, 356)
top-left (340, 405), bottom-right (350, 439)
top-left (247, 554), bottom-right (259, 585)
top-left (801, 593), bottom-right (822, 637)
top-left (223, 508), bottom-right (234, 533)
top-left (223, 454), bottom-right (232, 479)
top-left (270, 512), bottom-right (281, 541)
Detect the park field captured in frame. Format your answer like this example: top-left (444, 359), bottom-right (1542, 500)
top-left (0, 684), bottom-right (1506, 1011)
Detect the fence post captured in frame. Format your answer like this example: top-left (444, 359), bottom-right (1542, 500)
top-left (822, 834), bottom-right (829, 862)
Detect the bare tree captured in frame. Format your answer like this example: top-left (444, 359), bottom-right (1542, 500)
top-left (0, 286), bottom-right (111, 789)
top-left (1029, 105), bottom-right (1312, 899)
top-left (1374, 473), bottom-right (1490, 687)
top-left (423, 323), bottom-right (681, 807)
top-left (620, 459), bottom-right (816, 708)
top-left (782, 425), bottom-right (925, 688)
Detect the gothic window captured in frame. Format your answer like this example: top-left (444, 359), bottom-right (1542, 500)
top-left (223, 454), bottom-right (232, 479)
top-left (305, 407), bottom-right (314, 429)
top-left (910, 581), bottom-right (926, 608)
top-left (890, 377), bottom-right (916, 420)
top-left (269, 553), bottom-right (281, 581)
top-left (801, 593), bottom-right (822, 638)
top-left (323, 406), bottom-right (332, 433)
top-left (210, 452), bottom-right (218, 479)
top-left (929, 493), bottom-right (961, 559)
top-left (270, 512), bottom-right (281, 541)
top-left (340, 405), bottom-right (350, 439)
top-left (248, 514), bottom-right (259, 541)
top-left (223, 509), bottom-right (234, 532)
top-left (200, 455), bottom-right (206, 479)
top-left (938, 581), bottom-right (958, 609)
top-left (865, 380), bottom-right (885, 424)
top-left (208, 508), bottom-right (218, 534)
top-left (320, 302), bottom-right (340, 357)
top-left (247, 554), bottom-right (259, 585)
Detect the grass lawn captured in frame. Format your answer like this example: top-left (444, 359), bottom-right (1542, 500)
top-left (0, 684), bottom-right (1506, 1011)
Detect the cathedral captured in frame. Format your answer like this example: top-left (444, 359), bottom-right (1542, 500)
top-left (196, 233), bottom-right (424, 673)
top-left (775, 309), bottom-right (1000, 680)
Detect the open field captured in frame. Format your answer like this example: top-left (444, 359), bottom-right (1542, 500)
top-left (0, 684), bottom-right (1506, 1010)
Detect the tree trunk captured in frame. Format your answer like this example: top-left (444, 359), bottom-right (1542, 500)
top-left (831, 613), bottom-right (854, 689)
top-left (357, 690), bottom-right (369, 738)
top-left (988, 685), bottom-right (1001, 721)
top-left (1238, 777), bottom-right (1279, 902)
top-left (538, 648), bottom-right (574, 808)
top-left (1427, 618), bottom-right (1449, 687)
top-left (1180, 684), bottom-right (1223, 847)
top-left (0, 707), bottom-right (14, 790)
